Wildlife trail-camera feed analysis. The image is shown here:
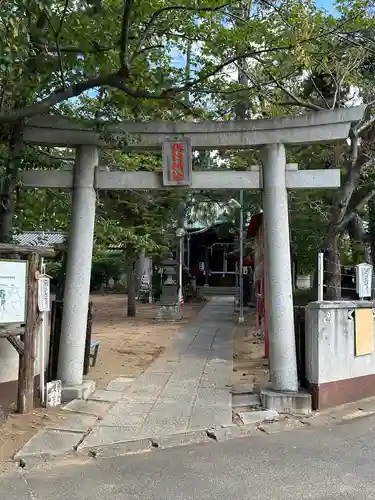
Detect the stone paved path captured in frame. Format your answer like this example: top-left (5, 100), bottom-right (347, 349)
top-left (15, 297), bottom-right (234, 458)
top-left (82, 297), bottom-right (234, 448)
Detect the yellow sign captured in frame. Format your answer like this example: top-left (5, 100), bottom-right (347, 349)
top-left (355, 309), bottom-right (374, 356)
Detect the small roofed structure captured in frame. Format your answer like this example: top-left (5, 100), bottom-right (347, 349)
top-left (13, 231), bottom-right (66, 247)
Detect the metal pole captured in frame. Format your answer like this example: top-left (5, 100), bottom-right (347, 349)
top-left (40, 258), bottom-right (46, 405)
top-left (239, 189), bottom-right (244, 324)
top-left (318, 252), bottom-right (324, 301)
top-left (178, 234), bottom-right (184, 306)
top-left (187, 233), bottom-right (190, 270)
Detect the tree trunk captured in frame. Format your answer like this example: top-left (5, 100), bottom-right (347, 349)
top-left (347, 214), bottom-right (371, 264)
top-left (323, 134), bottom-right (368, 299)
top-left (324, 229), bottom-right (341, 299)
top-left (135, 248), bottom-right (146, 298)
top-left (368, 198), bottom-right (375, 269)
top-left (127, 262), bottom-right (136, 317)
top-left (0, 120), bottom-right (24, 242)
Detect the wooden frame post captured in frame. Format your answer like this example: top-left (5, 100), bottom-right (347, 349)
top-left (18, 252), bottom-right (40, 413)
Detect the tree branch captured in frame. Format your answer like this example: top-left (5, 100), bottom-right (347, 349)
top-left (131, 3), bottom-right (229, 63)
top-left (57, 0), bottom-right (69, 38)
top-left (244, 57), bottom-right (324, 112)
top-left (51, 44), bottom-right (114, 54)
top-left (44, 13), bottom-right (66, 88)
top-left (0, 44), bottom-right (296, 122)
top-left (0, 74), bottom-right (116, 122)
top-left (136, 44), bottom-right (164, 57)
top-left (119, 0), bottom-right (133, 74)
top-left (34, 148), bottom-right (75, 162)
top-left (338, 183), bottom-right (375, 231)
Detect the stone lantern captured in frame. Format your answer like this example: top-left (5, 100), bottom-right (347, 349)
top-left (156, 253), bottom-right (181, 321)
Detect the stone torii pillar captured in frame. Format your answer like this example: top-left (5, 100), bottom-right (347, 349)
top-left (57, 146), bottom-right (98, 399)
top-left (261, 144), bottom-right (298, 392)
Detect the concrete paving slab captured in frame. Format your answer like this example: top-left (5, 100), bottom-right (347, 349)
top-left (189, 407), bottom-right (233, 430)
top-left (107, 402), bottom-right (154, 417)
top-left (195, 388), bottom-right (232, 408)
top-left (200, 374), bottom-right (232, 389)
top-left (147, 361), bottom-right (179, 374)
top-left (14, 430), bottom-right (82, 459)
top-left (232, 382), bottom-right (255, 394)
top-left (46, 413), bottom-right (99, 432)
top-left (78, 437), bottom-right (152, 457)
top-left (140, 416), bottom-right (190, 436)
top-left (1, 474), bottom-right (32, 499)
top-left (232, 393), bottom-right (261, 407)
top-left (88, 389), bottom-right (123, 402)
top-left (128, 384), bottom-right (166, 395)
top-left (152, 429), bottom-right (210, 449)
top-left (130, 372), bottom-right (171, 389)
top-left (238, 409), bottom-right (279, 425)
top-left (81, 425), bottom-right (142, 448)
top-left (106, 377), bottom-right (134, 392)
top-left (151, 400), bottom-right (194, 418)
top-left (163, 379), bottom-right (200, 393)
top-left (99, 412), bottom-right (145, 428)
top-left (62, 399), bottom-right (112, 417)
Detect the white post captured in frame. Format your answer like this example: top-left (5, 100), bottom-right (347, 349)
top-left (187, 233), bottom-right (191, 270)
top-left (261, 144), bottom-right (298, 392)
top-left (234, 261), bottom-right (239, 309)
top-left (57, 145), bottom-right (98, 388)
top-left (40, 259), bottom-right (46, 405)
top-left (239, 189), bottom-right (244, 324)
top-left (178, 234), bottom-right (184, 306)
top-left (149, 258), bottom-right (153, 303)
top-left (317, 252), bottom-right (324, 301)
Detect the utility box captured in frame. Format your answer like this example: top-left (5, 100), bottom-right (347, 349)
top-left (356, 263), bottom-right (373, 299)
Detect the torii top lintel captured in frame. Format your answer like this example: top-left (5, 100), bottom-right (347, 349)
top-left (23, 106), bottom-right (364, 150)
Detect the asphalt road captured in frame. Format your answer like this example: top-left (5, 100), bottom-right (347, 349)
top-left (3, 415), bottom-right (375, 500)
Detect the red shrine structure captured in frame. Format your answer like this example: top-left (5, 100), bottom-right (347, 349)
top-left (247, 212), bottom-right (269, 358)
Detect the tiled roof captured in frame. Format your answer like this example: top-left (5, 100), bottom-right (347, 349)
top-left (13, 231), bottom-right (66, 247)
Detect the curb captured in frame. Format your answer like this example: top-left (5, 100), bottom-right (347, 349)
top-left (11, 402), bottom-right (375, 470)
top-left (10, 420), bottom-right (279, 469)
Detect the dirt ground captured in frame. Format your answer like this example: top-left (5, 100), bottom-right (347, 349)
top-left (0, 294), bottom-right (205, 463)
top-left (89, 295), bottom-right (205, 389)
top-left (232, 311), bottom-right (269, 393)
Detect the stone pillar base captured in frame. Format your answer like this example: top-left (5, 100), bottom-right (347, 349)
top-left (61, 380), bottom-right (96, 403)
top-left (261, 388), bottom-right (312, 415)
top-left (156, 305), bottom-right (181, 322)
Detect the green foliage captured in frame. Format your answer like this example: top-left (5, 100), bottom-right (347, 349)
top-left (90, 251), bottom-right (127, 290)
top-left (2, 0), bottom-right (375, 274)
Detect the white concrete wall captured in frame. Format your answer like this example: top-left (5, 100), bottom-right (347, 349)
top-left (0, 335), bottom-right (19, 383)
top-left (0, 318), bottom-right (51, 385)
top-left (306, 301), bottom-right (375, 385)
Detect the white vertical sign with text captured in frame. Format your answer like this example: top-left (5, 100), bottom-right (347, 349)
top-left (38, 276), bottom-right (51, 312)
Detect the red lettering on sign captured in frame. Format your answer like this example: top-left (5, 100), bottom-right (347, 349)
top-left (171, 143), bottom-right (184, 181)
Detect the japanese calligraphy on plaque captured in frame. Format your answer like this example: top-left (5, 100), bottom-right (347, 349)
top-left (162, 138), bottom-right (192, 187)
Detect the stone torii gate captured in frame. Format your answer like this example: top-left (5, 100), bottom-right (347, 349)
top-left (21, 106), bottom-right (363, 406)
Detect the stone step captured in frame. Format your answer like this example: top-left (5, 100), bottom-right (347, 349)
top-left (198, 287), bottom-right (237, 296)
